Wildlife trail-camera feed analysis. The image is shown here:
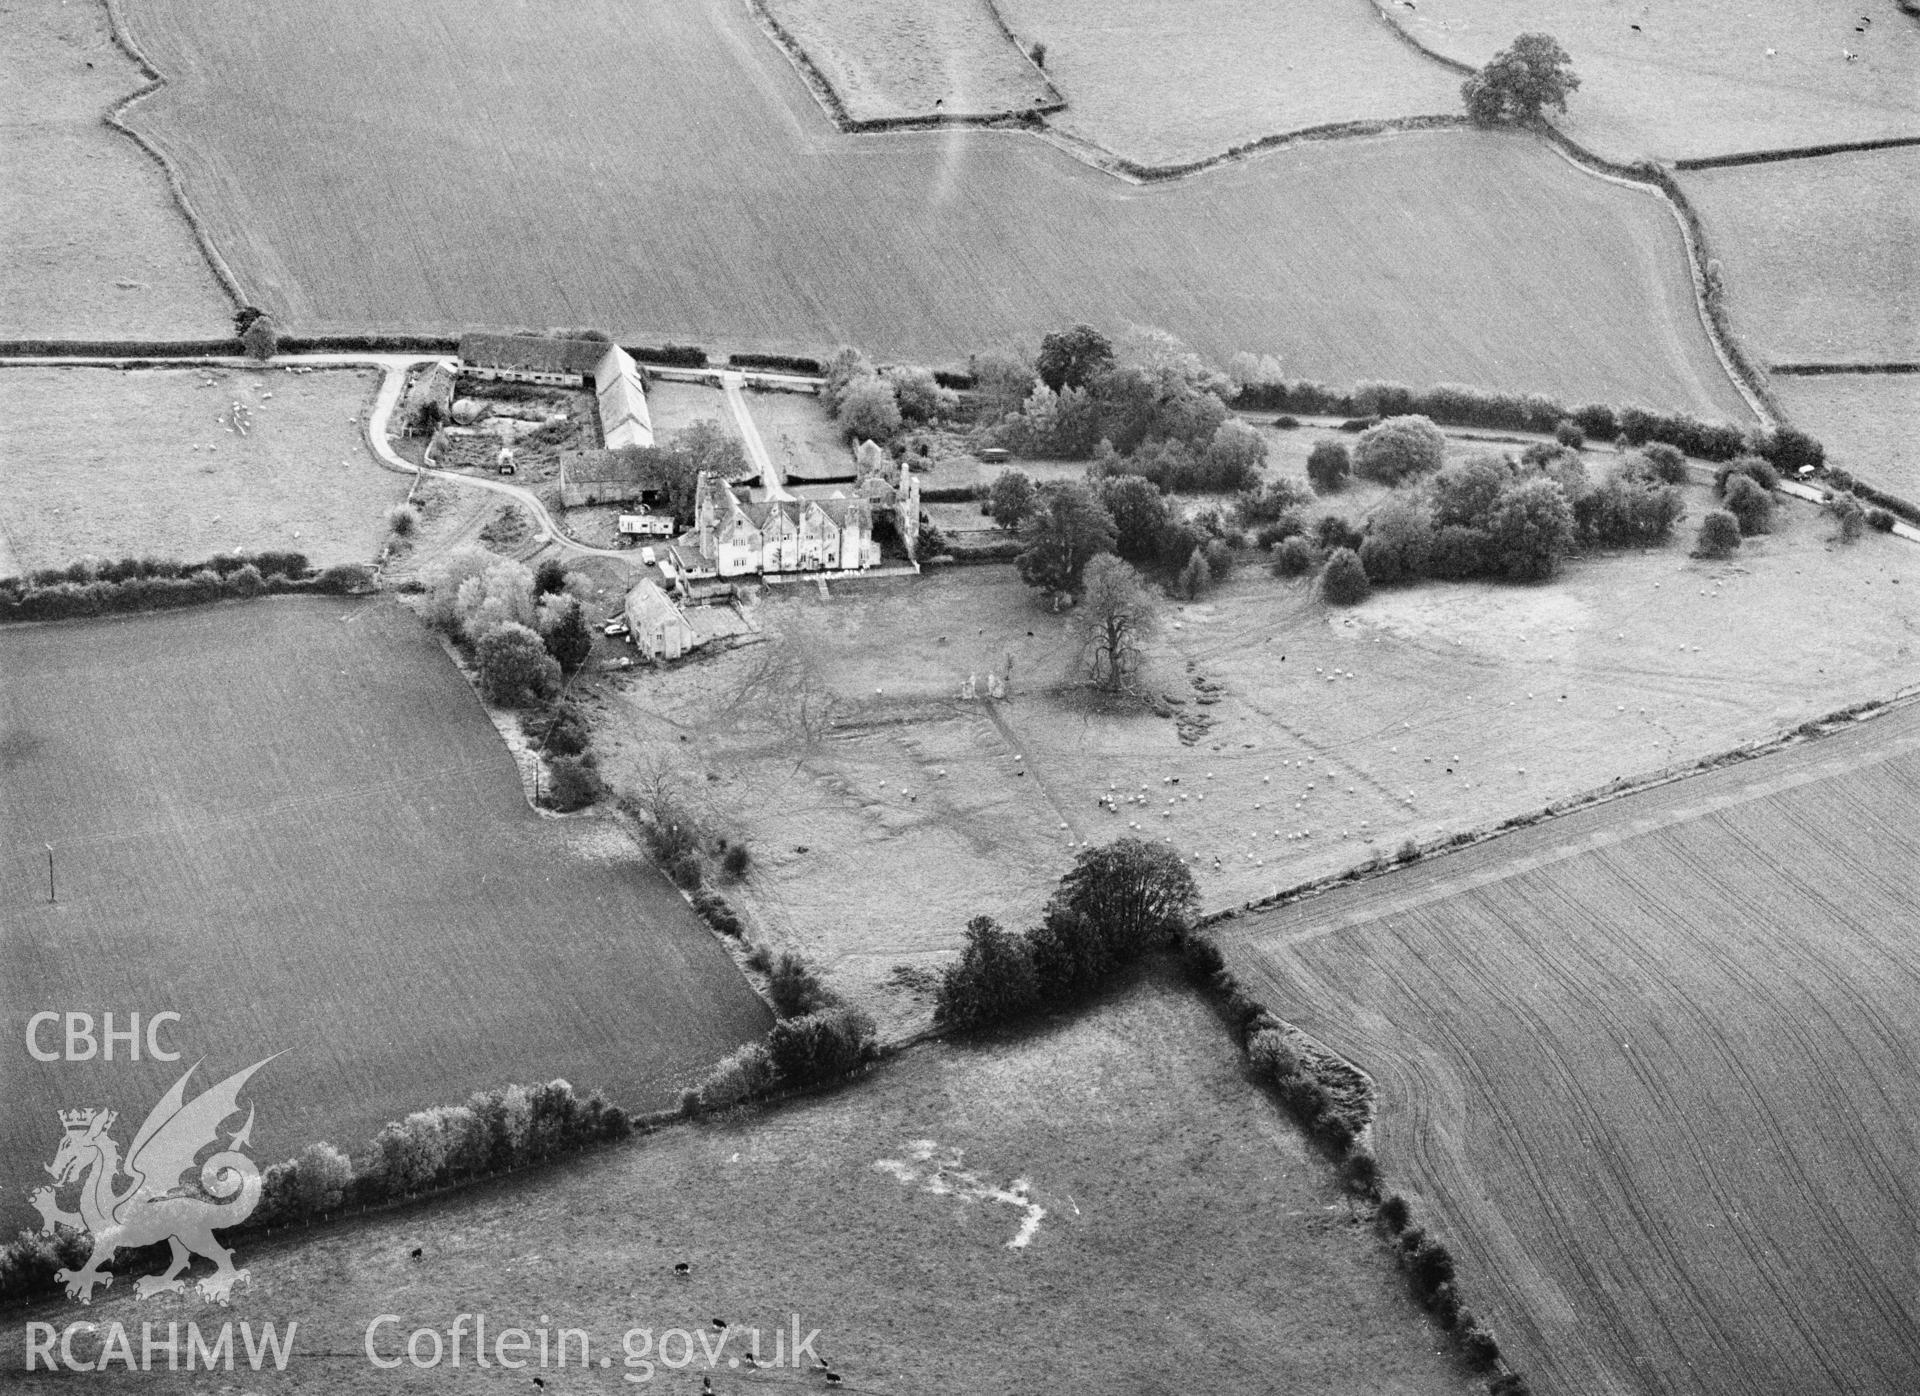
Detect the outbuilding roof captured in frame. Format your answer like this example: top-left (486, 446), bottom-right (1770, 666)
top-left (459, 332), bottom-right (612, 378)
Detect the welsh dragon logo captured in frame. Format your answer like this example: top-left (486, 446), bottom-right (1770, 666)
top-left (28, 1058), bottom-right (274, 1305)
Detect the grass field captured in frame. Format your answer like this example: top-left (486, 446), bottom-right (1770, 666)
top-left (0, 366), bottom-right (401, 579)
top-left (763, 0), bottom-right (1056, 123)
top-left (742, 385), bottom-right (853, 480)
top-left (600, 471), bottom-right (1917, 1039)
top-left (1773, 373), bottom-right (1920, 501)
top-left (1385, 0), bottom-right (1920, 162)
top-left (113, 0), bottom-right (1749, 419)
top-left (0, 599), bottom-right (770, 1228)
top-left (1679, 149), bottom-right (1919, 365)
top-left (1, 971), bottom-right (1482, 1396)
top-left (1223, 700), bottom-right (1920, 1396)
top-left (0, 0), bottom-right (231, 337)
top-left (993, 0), bottom-right (1463, 166)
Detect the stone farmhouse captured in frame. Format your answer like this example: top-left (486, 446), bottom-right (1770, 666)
top-left (688, 473), bottom-right (876, 576)
top-left (622, 578), bottom-right (699, 661)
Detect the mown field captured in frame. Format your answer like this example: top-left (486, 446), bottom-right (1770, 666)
top-left (0, 366), bottom-right (400, 579)
top-left (601, 477), bottom-right (1918, 1040)
top-left (1224, 701), bottom-right (1920, 1396)
top-left (1679, 148), bottom-right (1919, 366)
top-left (1, 972), bottom-right (1481, 1396)
top-left (764, 0), bottom-right (1056, 123)
top-left (1385, 0), bottom-right (1920, 162)
top-left (993, 0), bottom-right (1462, 166)
top-left (0, 599), bottom-right (770, 1228)
top-left (1772, 373), bottom-right (1920, 501)
top-left (116, 0), bottom-right (1749, 418)
top-left (0, 0), bottom-right (232, 337)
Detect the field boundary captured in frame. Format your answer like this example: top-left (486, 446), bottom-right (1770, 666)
top-left (1533, 125), bottom-right (1777, 426)
top-left (1199, 684), bottom-right (1920, 931)
top-left (1773, 361), bottom-right (1920, 376)
top-left (1359, 0), bottom-right (1477, 77)
top-left (1673, 134), bottom-right (1920, 171)
top-left (745, 0), bottom-right (1065, 134)
top-left (97, 0), bottom-right (246, 313)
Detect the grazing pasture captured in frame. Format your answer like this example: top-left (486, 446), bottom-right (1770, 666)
top-left (1679, 149), bottom-right (1919, 365)
top-left (762, 0), bottom-right (1056, 123)
top-left (0, 974), bottom-right (1480, 1396)
top-left (1385, 0), bottom-right (1920, 162)
top-left (0, 366), bottom-right (398, 578)
top-left (1224, 699), bottom-right (1920, 1396)
top-left (993, 0), bottom-right (1463, 166)
top-left (0, 599), bottom-right (770, 1230)
top-left (115, 0), bottom-right (1749, 418)
top-left (1773, 373), bottom-right (1920, 500)
top-left (601, 488), bottom-right (1916, 1038)
top-left (0, 0), bottom-right (231, 337)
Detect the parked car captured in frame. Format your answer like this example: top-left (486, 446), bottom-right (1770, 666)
top-left (641, 546), bottom-right (658, 567)
top-left (603, 620), bottom-right (629, 637)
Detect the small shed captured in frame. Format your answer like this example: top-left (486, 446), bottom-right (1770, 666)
top-left (623, 579), bottom-right (699, 662)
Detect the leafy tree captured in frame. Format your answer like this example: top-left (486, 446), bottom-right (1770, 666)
top-left (1573, 475), bottom-right (1684, 546)
top-left (1074, 555), bottom-right (1160, 692)
top-left (533, 557), bottom-right (570, 595)
top-left (987, 470), bottom-right (1038, 530)
top-left (477, 622), bottom-right (562, 707)
top-left (1827, 491), bottom-right (1866, 543)
top-left (1721, 472), bottom-right (1773, 535)
top-left (1462, 33), bottom-right (1580, 125)
top-left (1757, 425), bottom-right (1824, 476)
top-left (1272, 535), bottom-right (1316, 577)
top-left (1097, 474), bottom-right (1172, 564)
top-left (455, 559), bottom-right (539, 643)
top-left (1016, 481), bottom-right (1116, 594)
top-left (822, 347), bottom-right (877, 415)
top-left (240, 315), bottom-right (279, 361)
top-left (1052, 838), bottom-right (1198, 961)
top-left (1026, 904), bottom-right (1115, 1002)
top-left (1359, 496), bottom-right (1434, 584)
top-left (1175, 548), bottom-right (1213, 600)
top-left (546, 754), bottom-right (604, 811)
top-left (1353, 415), bottom-right (1447, 485)
top-left (1315, 515), bottom-right (1365, 555)
top-left (765, 1007), bottom-right (874, 1087)
top-left (1485, 477), bottom-right (1574, 580)
top-left (1307, 439), bottom-right (1352, 494)
top-left (935, 916), bottom-right (1041, 1031)
top-left (1694, 510), bottom-right (1742, 559)
top-left (768, 951), bottom-right (832, 1017)
top-left (1202, 418), bottom-right (1267, 490)
top-left (970, 350), bottom-right (1038, 421)
top-left (1714, 454), bottom-right (1780, 494)
top-left (887, 366), bottom-right (957, 423)
top-left (1009, 380), bottom-right (1099, 458)
top-left (1036, 323), bottom-right (1116, 393)
top-left (539, 594), bottom-right (593, 673)
top-left (1320, 547), bottom-right (1371, 605)
top-left (1431, 454), bottom-right (1514, 530)
top-left (837, 374), bottom-right (903, 442)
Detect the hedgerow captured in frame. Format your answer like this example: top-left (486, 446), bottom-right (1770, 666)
top-left (0, 551), bottom-right (369, 622)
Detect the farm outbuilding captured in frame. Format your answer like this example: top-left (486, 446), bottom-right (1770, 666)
top-left (458, 332), bottom-right (616, 386)
top-left (398, 361), bottom-right (456, 432)
top-left (623, 578), bottom-right (699, 661)
top-left (593, 345), bottom-right (653, 450)
top-left (560, 447), bottom-right (674, 508)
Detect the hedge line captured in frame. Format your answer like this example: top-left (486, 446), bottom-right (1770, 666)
top-left (1181, 933), bottom-right (1531, 1390)
top-left (1672, 134), bottom-right (1920, 171)
top-left (728, 352), bottom-right (823, 374)
top-left (1232, 378), bottom-right (1766, 462)
top-left (278, 334), bottom-right (458, 354)
top-left (626, 343), bottom-right (709, 368)
top-left (0, 338), bottom-right (242, 359)
top-left (1111, 114), bottom-right (1467, 184)
top-left (0, 553), bottom-right (372, 620)
top-left (0, 1079), bottom-right (629, 1303)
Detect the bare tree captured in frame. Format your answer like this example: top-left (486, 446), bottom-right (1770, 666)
top-left (722, 615), bottom-right (849, 752)
top-left (1073, 555), bottom-right (1159, 694)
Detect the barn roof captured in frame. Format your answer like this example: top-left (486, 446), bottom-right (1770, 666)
top-left (593, 345), bottom-right (654, 449)
top-left (560, 447), bottom-right (672, 488)
top-left (459, 332), bottom-right (611, 377)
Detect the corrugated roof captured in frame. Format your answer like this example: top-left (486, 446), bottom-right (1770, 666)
top-left (594, 346), bottom-right (654, 449)
top-left (459, 332), bottom-right (611, 377)
top-left (560, 447), bottom-right (672, 487)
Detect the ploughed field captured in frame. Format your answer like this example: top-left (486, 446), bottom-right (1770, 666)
top-left (115, 0), bottom-right (1748, 418)
top-left (0, 598), bottom-right (770, 1230)
top-left (1222, 701), bottom-right (1920, 1396)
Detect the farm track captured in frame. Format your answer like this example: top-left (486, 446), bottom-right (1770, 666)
top-left (1224, 701), bottom-right (1920, 1395)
